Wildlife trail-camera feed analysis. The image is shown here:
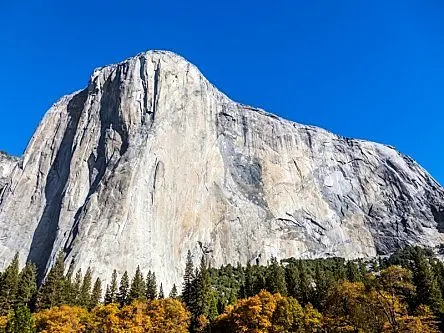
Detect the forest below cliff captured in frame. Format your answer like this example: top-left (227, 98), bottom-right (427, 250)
top-left (0, 246), bottom-right (443, 332)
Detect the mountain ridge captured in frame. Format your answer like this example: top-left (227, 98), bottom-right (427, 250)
top-left (0, 50), bottom-right (443, 291)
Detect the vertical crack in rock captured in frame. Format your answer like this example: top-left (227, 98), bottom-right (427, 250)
top-left (139, 56), bottom-right (149, 125)
top-left (89, 65), bottom-right (129, 194)
top-left (0, 50), bottom-right (442, 291)
top-left (151, 159), bottom-right (164, 206)
top-left (64, 66), bottom-right (130, 255)
top-left (241, 114), bottom-right (248, 146)
top-left (150, 60), bottom-right (161, 126)
top-left (27, 89), bottom-right (88, 281)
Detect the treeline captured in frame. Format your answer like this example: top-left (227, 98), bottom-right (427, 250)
top-left (0, 253), bottom-right (174, 314)
top-left (0, 246), bottom-right (443, 332)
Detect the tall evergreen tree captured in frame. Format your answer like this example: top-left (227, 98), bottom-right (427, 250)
top-left (252, 267), bottom-right (266, 296)
top-left (244, 261), bottom-right (255, 298)
top-left (433, 260), bottom-right (444, 302)
top-left (0, 253), bottom-right (20, 315)
top-left (118, 271), bottom-right (129, 306)
top-left (313, 262), bottom-right (332, 310)
top-left (208, 290), bottom-right (219, 322)
top-left (266, 257), bottom-right (287, 295)
top-left (5, 305), bottom-right (34, 333)
top-left (109, 270), bottom-right (118, 304)
top-left (193, 256), bottom-right (212, 319)
top-left (145, 271), bottom-right (157, 300)
top-left (182, 250), bottom-right (195, 308)
top-left (78, 267), bottom-right (92, 307)
top-left (236, 262), bottom-right (245, 299)
top-left (129, 266), bottom-right (146, 302)
top-left (285, 264), bottom-right (300, 299)
top-left (332, 258), bottom-right (347, 281)
top-left (63, 260), bottom-right (76, 304)
top-left (71, 269), bottom-right (82, 305)
top-left (413, 250), bottom-right (444, 315)
top-left (15, 262), bottom-right (37, 308)
top-left (158, 283), bottom-right (164, 299)
top-left (357, 259), bottom-right (368, 276)
top-left (297, 261), bottom-right (312, 305)
top-left (104, 285), bottom-right (112, 305)
top-left (36, 252), bottom-right (66, 310)
top-left (169, 284), bottom-right (178, 299)
top-left (346, 261), bottom-right (361, 282)
top-left (90, 277), bottom-right (102, 309)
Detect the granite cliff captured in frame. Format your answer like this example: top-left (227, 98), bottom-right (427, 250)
top-left (0, 50), bottom-right (443, 291)
top-left (0, 152), bottom-right (18, 195)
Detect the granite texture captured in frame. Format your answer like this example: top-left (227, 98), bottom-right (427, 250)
top-left (0, 51), bottom-right (443, 292)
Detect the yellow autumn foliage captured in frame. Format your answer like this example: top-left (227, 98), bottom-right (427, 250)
top-left (146, 298), bottom-right (191, 333)
top-left (324, 280), bottom-right (439, 333)
top-left (213, 290), bottom-right (322, 333)
top-left (0, 315), bottom-right (9, 331)
top-left (92, 302), bottom-right (152, 333)
top-left (31, 298), bottom-right (190, 333)
top-left (34, 305), bottom-right (92, 333)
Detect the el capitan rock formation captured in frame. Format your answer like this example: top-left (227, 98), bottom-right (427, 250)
top-left (0, 50), bottom-right (443, 290)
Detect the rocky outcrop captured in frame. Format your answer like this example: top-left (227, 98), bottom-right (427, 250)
top-left (0, 50), bottom-right (443, 291)
top-left (0, 152), bottom-right (19, 196)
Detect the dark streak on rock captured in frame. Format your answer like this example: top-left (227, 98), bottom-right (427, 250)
top-left (151, 60), bottom-right (161, 126)
top-left (27, 89), bottom-right (88, 283)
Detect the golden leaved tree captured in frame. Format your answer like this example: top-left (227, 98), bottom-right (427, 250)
top-left (145, 298), bottom-right (191, 333)
top-left (324, 270), bottom-right (439, 333)
top-left (213, 290), bottom-right (322, 333)
top-left (34, 305), bottom-right (92, 333)
top-left (33, 299), bottom-right (190, 333)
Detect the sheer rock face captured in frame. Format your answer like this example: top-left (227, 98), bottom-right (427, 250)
top-left (0, 50), bottom-right (443, 290)
top-left (0, 152), bottom-right (19, 195)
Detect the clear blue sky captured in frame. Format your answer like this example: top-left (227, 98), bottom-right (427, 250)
top-left (0, 1), bottom-right (443, 184)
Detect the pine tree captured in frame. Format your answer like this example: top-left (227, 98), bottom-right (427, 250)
top-left (159, 283), bottom-right (164, 299)
top-left (297, 261), bottom-right (312, 305)
top-left (413, 250), bottom-right (444, 315)
top-left (169, 284), bottom-right (178, 299)
top-left (266, 257), bottom-right (287, 295)
top-left (346, 261), bottom-right (361, 282)
top-left (5, 305), bottom-right (34, 333)
top-left (358, 259), bottom-right (368, 276)
top-left (90, 277), bottom-right (102, 309)
top-left (78, 267), bottom-right (92, 307)
top-left (15, 262), bottom-right (37, 308)
top-left (237, 262), bottom-right (245, 299)
top-left (129, 266), bottom-right (146, 302)
top-left (71, 269), bottom-right (82, 305)
top-left (285, 264), bottom-right (300, 299)
top-left (313, 262), bottom-right (331, 310)
top-left (253, 267), bottom-right (266, 296)
top-left (109, 270), bottom-right (118, 304)
top-left (145, 271), bottom-right (157, 300)
top-left (182, 250), bottom-right (195, 308)
top-left (433, 260), bottom-right (444, 302)
top-left (194, 256), bottom-right (212, 319)
top-left (208, 290), bottom-right (219, 322)
top-left (244, 261), bottom-right (255, 298)
top-left (0, 253), bottom-right (20, 315)
top-left (36, 252), bottom-right (66, 310)
top-left (104, 285), bottom-right (112, 305)
top-left (118, 271), bottom-right (129, 306)
top-left (63, 260), bottom-right (76, 304)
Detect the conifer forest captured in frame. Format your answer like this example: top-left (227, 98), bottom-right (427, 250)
top-left (0, 246), bottom-right (443, 332)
